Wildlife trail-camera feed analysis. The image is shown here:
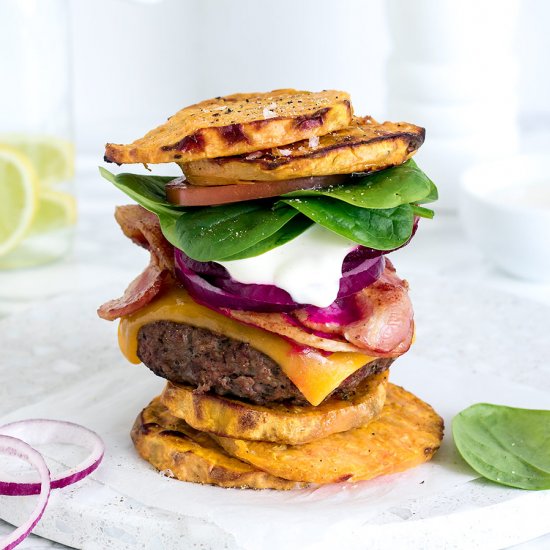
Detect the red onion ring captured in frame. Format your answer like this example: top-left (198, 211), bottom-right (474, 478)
top-left (175, 253), bottom-right (299, 312)
top-left (174, 217), bottom-right (420, 314)
top-left (174, 248), bottom-right (385, 313)
top-left (0, 435), bottom-right (51, 550)
top-left (0, 419), bottom-right (105, 495)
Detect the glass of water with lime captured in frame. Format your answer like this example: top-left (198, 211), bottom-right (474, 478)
top-left (0, 0), bottom-right (76, 270)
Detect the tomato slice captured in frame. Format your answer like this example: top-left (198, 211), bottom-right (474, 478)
top-left (165, 174), bottom-right (348, 206)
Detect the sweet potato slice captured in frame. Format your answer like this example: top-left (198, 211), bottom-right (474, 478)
top-left (213, 384), bottom-right (443, 484)
top-left (160, 371), bottom-right (388, 445)
top-left (180, 117), bottom-right (424, 184)
top-left (131, 397), bottom-right (303, 490)
top-left (105, 90), bottom-right (352, 164)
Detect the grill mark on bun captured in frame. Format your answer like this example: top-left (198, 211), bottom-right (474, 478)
top-left (162, 131), bottom-right (205, 153)
top-left (217, 123), bottom-right (249, 145)
top-left (334, 474), bottom-right (353, 483)
top-left (139, 421), bottom-right (161, 435)
top-left (159, 429), bottom-right (195, 442)
top-left (293, 107), bottom-right (329, 131)
top-left (192, 393), bottom-right (205, 422)
top-left (237, 409), bottom-right (259, 430)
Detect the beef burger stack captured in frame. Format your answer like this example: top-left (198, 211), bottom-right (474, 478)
top-left (99, 89), bottom-right (443, 489)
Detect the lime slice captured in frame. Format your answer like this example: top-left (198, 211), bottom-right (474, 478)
top-left (0, 135), bottom-right (74, 185)
top-left (28, 189), bottom-right (78, 236)
top-left (0, 145), bottom-right (39, 257)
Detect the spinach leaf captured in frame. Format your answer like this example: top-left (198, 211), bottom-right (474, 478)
top-left (283, 160), bottom-right (434, 209)
top-left (100, 168), bottom-right (308, 260)
top-left (412, 205), bottom-right (434, 219)
top-left (219, 215), bottom-right (313, 260)
top-left (99, 167), bottom-right (186, 251)
top-left (173, 201), bottom-right (300, 261)
top-left (280, 197), bottom-right (414, 250)
top-left (99, 165), bottom-right (432, 260)
top-left (418, 179), bottom-right (439, 204)
top-left (99, 167), bottom-right (179, 217)
top-left (453, 403), bottom-right (550, 490)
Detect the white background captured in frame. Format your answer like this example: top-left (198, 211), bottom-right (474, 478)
top-left (2, 2), bottom-right (550, 547)
top-left (69, 0), bottom-right (550, 155)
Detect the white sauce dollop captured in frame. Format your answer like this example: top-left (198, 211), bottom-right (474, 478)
top-left (218, 225), bottom-right (356, 307)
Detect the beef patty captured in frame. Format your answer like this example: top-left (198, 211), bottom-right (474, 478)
top-left (137, 321), bottom-right (393, 406)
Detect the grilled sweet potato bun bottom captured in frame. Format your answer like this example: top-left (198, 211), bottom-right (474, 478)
top-left (132, 382), bottom-right (443, 488)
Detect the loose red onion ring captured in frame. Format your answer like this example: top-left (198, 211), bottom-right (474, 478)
top-left (0, 435), bottom-right (51, 550)
top-left (0, 419), bottom-right (105, 495)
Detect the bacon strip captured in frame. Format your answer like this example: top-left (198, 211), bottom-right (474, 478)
top-left (341, 267), bottom-right (414, 356)
top-left (97, 205), bottom-right (175, 320)
top-left (97, 265), bottom-right (170, 321)
top-left (230, 263), bottom-right (413, 357)
top-left (113, 205), bottom-right (174, 272)
top-left (225, 309), bottom-right (363, 353)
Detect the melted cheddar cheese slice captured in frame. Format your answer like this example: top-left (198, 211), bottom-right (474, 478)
top-left (118, 287), bottom-right (376, 406)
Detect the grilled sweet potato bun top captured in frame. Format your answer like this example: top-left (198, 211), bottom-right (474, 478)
top-left (180, 117), bottom-right (425, 184)
top-left (104, 89), bottom-right (352, 164)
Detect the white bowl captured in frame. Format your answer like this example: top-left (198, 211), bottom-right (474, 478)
top-left (460, 155), bottom-right (550, 281)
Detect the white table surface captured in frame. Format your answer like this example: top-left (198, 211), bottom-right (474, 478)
top-left (0, 160), bottom-right (549, 549)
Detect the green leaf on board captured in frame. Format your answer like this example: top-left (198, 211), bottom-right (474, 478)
top-left (453, 403), bottom-right (550, 490)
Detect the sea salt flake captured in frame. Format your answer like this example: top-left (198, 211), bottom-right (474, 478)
top-left (308, 136), bottom-right (320, 148)
top-left (245, 151), bottom-right (264, 160)
top-left (263, 108), bottom-right (277, 119)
